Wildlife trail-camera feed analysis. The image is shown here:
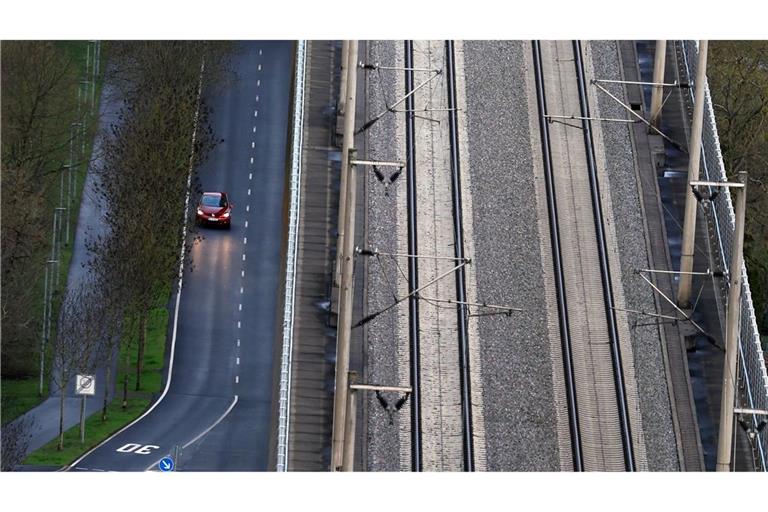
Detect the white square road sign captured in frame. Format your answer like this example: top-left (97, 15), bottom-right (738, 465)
top-left (76, 374), bottom-right (95, 395)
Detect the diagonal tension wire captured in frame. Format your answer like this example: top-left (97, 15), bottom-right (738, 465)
top-left (376, 253), bottom-right (399, 302)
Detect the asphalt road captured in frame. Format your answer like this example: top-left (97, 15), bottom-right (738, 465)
top-left (71, 41), bottom-right (293, 472)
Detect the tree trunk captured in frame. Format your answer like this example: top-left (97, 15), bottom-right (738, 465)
top-left (58, 384), bottom-right (65, 451)
top-left (135, 313), bottom-right (147, 391)
top-left (102, 365), bottom-right (110, 421)
top-left (122, 347), bottom-right (129, 410)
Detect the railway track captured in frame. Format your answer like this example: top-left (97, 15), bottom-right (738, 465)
top-left (531, 40), bottom-right (635, 471)
top-left (403, 39), bottom-right (423, 472)
top-left (403, 40), bottom-right (475, 472)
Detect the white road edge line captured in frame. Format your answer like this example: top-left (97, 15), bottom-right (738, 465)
top-left (144, 395), bottom-right (239, 471)
top-left (67, 58), bottom-right (207, 472)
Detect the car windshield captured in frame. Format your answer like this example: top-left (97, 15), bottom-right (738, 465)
top-left (202, 194), bottom-right (226, 207)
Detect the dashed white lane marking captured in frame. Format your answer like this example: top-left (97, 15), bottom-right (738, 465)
top-left (257, 79), bottom-right (260, 86)
top-left (236, 376), bottom-right (239, 384)
top-left (246, 205), bottom-right (250, 212)
top-left (253, 126), bottom-right (256, 133)
top-left (237, 320), bottom-right (241, 329)
top-left (254, 111), bottom-right (258, 118)
top-left (259, 49), bottom-right (262, 55)
top-left (256, 95), bottom-right (259, 102)
top-left (249, 173), bottom-right (252, 180)
top-left (248, 189), bottom-right (251, 196)
top-left (244, 237), bottom-right (248, 244)
top-left (251, 141), bottom-right (255, 148)
top-left (245, 220), bottom-right (249, 228)
top-left (237, 339), bottom-right (240, 347)
top-left (241, 270), bottom-right (245, 277)
top-left (250, 157), bottom-right (254, 164)
top-left (240, 286), bottom-right (244, 294)
top-left (238, 303), bottom-right (242, 311)
top-left (242, 254), bottom-right (246, 261)
top-left (258, 64), bottom-right (262, 71)
top-left (236, 357), bottom-right (240, 365)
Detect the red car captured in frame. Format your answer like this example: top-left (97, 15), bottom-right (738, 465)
top-left (196, 192), bottom-right (232, 228)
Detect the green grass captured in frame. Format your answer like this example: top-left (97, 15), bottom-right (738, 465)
top-left (117, 306), bottom-right (169, 395)
top-left (23, 398), bottom-right (150, 467)
top-left (1, 379), bottom-right (49, 424)
top-left (1, 41), bottom-right (105, 426)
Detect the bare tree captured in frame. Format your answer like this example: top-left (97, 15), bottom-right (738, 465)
top-left (0, 416), bottom-right (35, 471)
top-left (710, 41), bottom-right (768, 330)
top-left (50, 282), bottom-right (107, 450)
top-left (1, 41), bottom-right (81, 379)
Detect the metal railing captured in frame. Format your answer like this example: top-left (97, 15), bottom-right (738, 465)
top-left (679, 40), bottom-right (768, 471)
top-left (276, 40), bottom-right (307, 472)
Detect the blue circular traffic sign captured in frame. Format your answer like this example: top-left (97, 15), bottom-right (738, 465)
top-left (159, 457), bottom-right (174, 472)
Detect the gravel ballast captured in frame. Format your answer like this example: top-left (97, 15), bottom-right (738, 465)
top-left (361, 39), bottom-right (680, 472)
top-left (587, 40), bottom-right (679, 471)
top-left (461, 40), bottom-right (562, 471)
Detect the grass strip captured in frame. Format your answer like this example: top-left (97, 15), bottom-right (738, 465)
top-left (23, 398), bottom-right (150, 467)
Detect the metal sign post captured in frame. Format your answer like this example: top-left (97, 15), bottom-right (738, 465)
top-left (76, 375), bottom-right (95, 444)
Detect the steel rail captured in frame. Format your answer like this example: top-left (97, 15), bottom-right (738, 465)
top-left (445, 40), bottom-right (475, 471)
top-left (531, 40), bottom-right (584, 472)
top-left (572, 40), bottom-right (635, 471)
top-left (404, 40), bottom-right (423, 472)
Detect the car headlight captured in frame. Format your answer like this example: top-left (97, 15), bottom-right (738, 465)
top-left (197, 208), bottom-right (204, 215)
top-left (222, 211), bottom-right (231, 218)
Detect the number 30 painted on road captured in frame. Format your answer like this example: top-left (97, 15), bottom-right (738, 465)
top-left (116, 443), bottom-right (160, 454)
